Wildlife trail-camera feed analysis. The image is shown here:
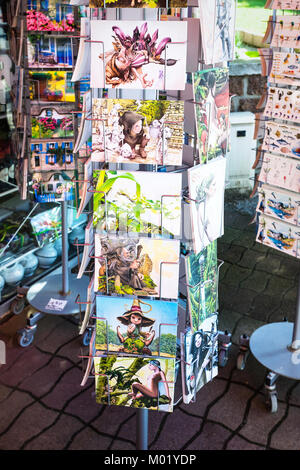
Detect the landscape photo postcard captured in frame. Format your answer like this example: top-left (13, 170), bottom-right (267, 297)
top-left (256, 214), bottom-right (300, 259)
top-left (193, 67), bottom-right (229, 163)
top-left (92, 169), bottom-right (182, 237)
top-left (26, 0), bottom-right (75, 32)
top-left (31, 106), bottom-right (74, 139)
top-left (94, 235), bottom-right (180, 299)
top-left (188, 157), bottom-right (226, 254)
top-left (94, 355), bottom-right (175, 412)
top-left (90, 21), bottom-right (187, 90)
top-left (185, 240), bottom-right (219, 332)
top-left (258, 153), bottom-right (300, 193)
top-left (257, 184), bottom-right (300, 227)
top-left (27, 34), bottom-right (73, 69)
top-left (182, 315), bottom-right (218, 405)
top-left (91, 98), bottom-right (184, 166)
top-left (262, 121), bottom-right (300, 160)
top-left (198, 0), bottom-right (236, 65)
top-left (89, 0), bottom-right (187, 7)
top-left (29, 71), bottom-right (76, 103)
top-left (95, 296), bottom-right (178, 357)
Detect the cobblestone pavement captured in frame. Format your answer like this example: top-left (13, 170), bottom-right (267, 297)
top-left (0, 192), bottom-right (299, 451)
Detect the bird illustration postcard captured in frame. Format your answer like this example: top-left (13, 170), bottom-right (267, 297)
top-left (94, 355), bottom-right (175, 412)
top-left (95, 296), bottom-right (178, 357)
top-left (193, 67), bottom-right (229, 163)
top-left (90, 21), bottom-right (187, 90)
top-left (185, 241), bottom-right (219, 332)
top-left (256, 214), bottom-right (300, 258)
top-left (92, 169), bottom-right (182, 237)
top-left (188, 157), bottom-right (226, 254)
top-left (257, 184), bottom-right (300, 227)
top-left (91, 98), bottom-right (184, 166)
top-left (94, 235), bottom-right (180, 299)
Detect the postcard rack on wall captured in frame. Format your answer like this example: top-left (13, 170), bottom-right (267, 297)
top-left (56, 0), bottom-right (238, 450)
top-left (249, 1), bottom-right (300, 414)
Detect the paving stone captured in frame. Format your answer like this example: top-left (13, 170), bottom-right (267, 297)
top-left (93, 405), bottom-right (136, 438)
top-left (240, 271), bottom-right (270, 294)
top-left (231, 233), bottom-right (257, 249)
top-left (223, 265), bottom-right (251, 288)
top-left (270, 405), bottom-right (300, 450)
top-left (208, 383), bottom-right (254, 430)
top-left (237, 249), bottom-right (266, 270)
top-left (67, 426), bottom-right (112, 450)
top-left (180, 376), bottom-right (228, 417)
top-left (232, 316), bottom-right (265, 346)
top-left (221, 227), bottom-right (243, 244)
top-left (217, 241), bottom-right (231, 258)
top-left (226, 435), bottom-right (265, 450)
top-left (255, 255), bottom-right (282, 274)
top-left (220, 245), bottom-right (246, 265)
top-left (218, 261), bottom-right (230, 282)
top-left (185, 421), bottom-right (230, 450)
top-left (34, 318), bottom-right (79, 355)
top-left (251, 242), bottom-right (271, 254)
top-left (218, 310), bottom-right (242, 336)
top-left (41, 366), bottom-right (84, 410)
top-left (0, 390), bottom-right (34, 435)
top-left (265, 275), bottom-right (294, 297)
top-left (275, 259), bottom-right (299, 281)
top-left (0, 383), bottom-right (11, 403)
top-left (231, 351), bottom-right (266, 390)
top-left (230, 288), bottom-right (257, 315)
top-left (283, 286), bottom-right (298, 303)
top-left (289, 382), bottom-right (300, 407)
top-left (24, 414), bottom-right (83, 450)
top-left (268, 306), bottom-right (297, 324)
top-left (250, 294), bottom-right (282, 322)
top-left (219, 283), bottom-right (239, 310)
top-left (0, 401), bottom-right (59, 450)
top-left (238, 394), bottom-right (286, 447)
top-left (64, 385), bottom-right (101, 422)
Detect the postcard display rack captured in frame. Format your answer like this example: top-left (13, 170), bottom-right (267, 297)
top-left (8, 0), bottom-right (236, 448)
top-left (251, 0), bottom-right (300, 414)
top-left (3, 0), bottom-right (92, 345)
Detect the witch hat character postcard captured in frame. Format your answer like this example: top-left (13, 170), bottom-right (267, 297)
top-left (96, 296), bottom-right (178, 357)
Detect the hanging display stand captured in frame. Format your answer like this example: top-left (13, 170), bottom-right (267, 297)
top-left (17, 199), bottom-right (90, 347)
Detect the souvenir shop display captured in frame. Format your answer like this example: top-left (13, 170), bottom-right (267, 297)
top-left (248, 0), bottom-right (300, 415)
top-left (3, 0), bottom-right (238, 449)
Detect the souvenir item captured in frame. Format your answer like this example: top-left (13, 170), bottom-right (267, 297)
top-left (93, 170), bottom-right (182, 237)
top-left (31, 107), bottom-right (74, 139)
top-left (193, 67), bottom-right (229, 163)
top-left (181, 317), bottom-right (218, 405)
top-left (26, 0), bottom-right (75, 32)
top-left (30, 206), bottom-right (62, 245)
top-left (185, 241), bottom-right (218, 332)
top-left (2, 262), bottom-right (24, 286)
top-left (270, 16), bottom-right (300, 49)
top-left (89, 0), bottom-right (187, 6)
top-left (27, 35), bottom-right (73, 69)
top-left (94, 355), bottom-right (175, 412)
top-left (32, 170), bottom-right (75, 203)
top-left (262, 121), bottom-right (300, 160)
top-left (68, 225), bottom-right (86, 246)
top-left (258, 153), bottom-right (300, 193)
top-left (257, 184), bottom-right (300, 226)
top-left (269, 51), bottom-right (300, 88)
top-left (29, 71), bottom-right (75, 103)
top-left (188, 157), bottom-right (226, 254)
top-left (20, 252), bottom-right (39, 277)
top-left (256, 214), bottom-right (300, 258)
top-left (0, 274), bottom-right (5, 295)
top-left (53, 237), bottom-right (69, 256)
top-left (71, 17), bottom-right (90, 82)
top-left (91, 98), bottom-right (184, 166)
top-left (265, 0), bottom-right (300, 8)
top-left (94, 235), bottom-right (180, 299)
top-left (197, 0), bottom-right (236, 65)
top-left (36, 243), bottom-right (58, 268)
top-left (263, 87), bottom-right (300, 124)
top-left (90, 21), bottom-right (187, 90)
top-left (30, 141), bottom-right (75, 173)
top-left (96, 296), bottom-right (178, 357)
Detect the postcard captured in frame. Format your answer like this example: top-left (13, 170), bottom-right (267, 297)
top-left (185, 241), bottom-right (218, 332)
top-left (32, 170), bottom-right (75, 203)
top-left (27, 34), bottom-right (73, 69)
top-left (29, 71), bottom-right (76, 103)
top-left (198, 0), bottom-right (236, 65)
top-left (30, 140), bottom-right (75, 173)
top-left (94, 235), bottom-right (180, 299)
top-left (256, 214), bottom-right (300, 258)
top-left (263, 86), bottom-right (300, 124)
top-left (71, 17), bottom-right (91, 82)
top-left (93, 169), bottom-right (182, 237)
top-left (262, 121), bottom-right (300, 159)
top-left (269, 51), bottom-right (300, 88)
top-left (74, 91), bottom-right (92, 154)
top-left (188, 158), bottom-right (226, 254)
top-left (181, 317), bottom-right (218, 405)
top-left (258, 153), bottom-right (300, 193)
top-left (270, 16), bottom-right (300, 49)
top-left (90, 20), bottom-right (187, 90)
top-left (95, 296), bottom-right (178, 357)
top-left (31, 107), bottom-right (74, 139)
top-left (193, 67), bottom-right (229, 163)
top-left (26, 0), bottom-right (75, 32)
top-left (91, 98), bottom-right (184, 166)
top-left (89, 0), bottom-right (187, 6)
top-left (94, 355), bottom-right (175, 412)
top-left (265, 0), bottom-right (300, 8)
top-left (257, 184), bottom-right (300, 226)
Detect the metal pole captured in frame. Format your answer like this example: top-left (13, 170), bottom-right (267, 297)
top-left (291, 275), bottom-right (300, 350)
top-left (136, 409), bottom-right (148, 450)
top-left (61, 200), bottom-right (70, 296)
